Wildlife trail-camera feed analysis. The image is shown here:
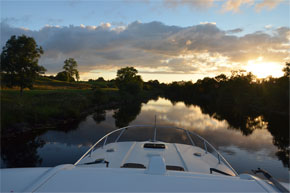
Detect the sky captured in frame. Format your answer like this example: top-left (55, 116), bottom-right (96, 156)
top-left (1, 0), bottom-right (290, 82)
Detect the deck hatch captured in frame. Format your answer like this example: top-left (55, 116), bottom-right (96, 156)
top-left (166, 165), bottom-right (185, 171)
top-left (143, 143), bottom-right (165, 149)
top-left (121, 163), bottom-right (146, 169)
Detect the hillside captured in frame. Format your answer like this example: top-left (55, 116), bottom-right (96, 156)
top-left (33, 76), bottom-right (92, 90)
top-left (1, 76), bottom-right (92, 90)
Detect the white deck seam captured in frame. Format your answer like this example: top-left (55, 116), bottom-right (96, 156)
top-left (120, 142), bottom-right (137, 166)
top-left (22, 164), bottom-right (74, 193)
top-left (173, 144), bottom-right (189, 172)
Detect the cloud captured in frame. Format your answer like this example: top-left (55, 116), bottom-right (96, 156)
top-left (1, 21), bottom-right (289, 80)
top-left (164, 0), bottom-right (215, 9)
top-left (159, 0), bottom-right (283, 13)
top-left (221, 0), bottom-right (254, 13)
top-left (264, 25), bottom-right (273, 29)
top-left (100, 22), bottom-right (111, 28)
top-left (200, 22), bottom-right (216, 25)
top-left (255, 0), bottom-right (283, 12)
top-left (226, 28), bottom-right (243, 34)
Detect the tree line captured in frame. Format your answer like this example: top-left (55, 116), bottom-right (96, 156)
top-left (1, 34), bottom-right (289, 108)
top-left (163, 65), bottom-right (289, 115)
top-left (1, 35), bottom-right (80, 94)
top-left (0, 35), bottom-right (150, 94)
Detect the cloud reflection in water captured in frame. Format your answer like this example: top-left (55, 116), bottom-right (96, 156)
top-left (31, 98), bottom-right (289, 182)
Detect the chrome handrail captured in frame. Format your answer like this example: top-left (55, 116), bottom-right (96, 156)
top-left (74, 125), bottom-right (150, 165)
top-left (74, 125), bottom-right (238, 176)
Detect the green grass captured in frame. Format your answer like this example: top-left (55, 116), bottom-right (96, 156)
top-left (1, 89), bottom-right (96, 131)
top-left (33, 76), bottom-right (92, 90)
top-left (1, 76), bottom-right (92, 90)
top-left (1, 76), bottom-right (159, 135)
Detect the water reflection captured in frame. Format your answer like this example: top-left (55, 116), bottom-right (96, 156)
top-left (92, 110), bottom-right (106, 124)
top-left (113, 102), bottom-right (142, 128)
top-left (1, 135), bottom-right (45, 168)
top-left (1, 97), bottom-right (288, 182)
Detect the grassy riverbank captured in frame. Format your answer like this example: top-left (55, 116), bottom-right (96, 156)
top-left (1, 87), bottom-right (160, 138)
top-left (1, 89), bottom-right (110, 136)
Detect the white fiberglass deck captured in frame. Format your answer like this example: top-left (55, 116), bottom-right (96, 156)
top-left (77, 141), bottom-right (236, 176)
top-left (74, 125), bottom-right (238, 176)
top-left (1, 125), bottom-right (288, 192)
top-left (2, 164), bottom-right (280, 192)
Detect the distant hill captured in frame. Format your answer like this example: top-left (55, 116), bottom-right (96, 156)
top-left (34, 76), bottom-right (92, 90)
top-left (1, 76), bottom-right (92, 90)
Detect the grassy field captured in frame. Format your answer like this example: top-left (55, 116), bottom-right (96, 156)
top-left (1, 76), bottom-right (92, 90)
top-left (1, 76), bottom-right (161, 137)
top-left (1, 89), bottom-right (93, 130)
top-left (1, 88), bottom-right (124, 136)
top-left (1, 75), bottom-right (121, 135)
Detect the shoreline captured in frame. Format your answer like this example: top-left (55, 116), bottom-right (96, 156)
top-left (1, 89), bottom-right (160, 139)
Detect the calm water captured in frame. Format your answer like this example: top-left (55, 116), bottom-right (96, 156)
top-left (1, 98), bottom-right (289, 182)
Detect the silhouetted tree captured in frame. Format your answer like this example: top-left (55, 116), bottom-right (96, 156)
top-left (215, 74), bottom-right (228, 82)
top-left (1, 35), bottom-right (46, 94)
top-left (97, 77), bottom-right (105, 81)
top-left (116, 67), bottom-right (143, 94)
top-left (55, 71), bottom-right (75, 82)
top-left (63, 58), bottom-right (79, 81)
top-left (282, 62), bottom-right (290, 77)
top-left (162, 64), bottom-right (289, 167)
top-left (144, 80), bottom-right (161, 90)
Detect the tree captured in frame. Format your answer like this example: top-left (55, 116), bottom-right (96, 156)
top-left (63, 58), bottom-right (79, 81)
top-left (97, 77), bottom-right (105, 82)
top-left (116, 67), bottom-right (143, 94)
top-left (282, 62), bottom-right (290, 77)
top-left (55, 71), bottom-right (75, 82)
top-left (215, 74), bottom-right (228, 82)
top-left (1, 35), bottom-right (46, 94)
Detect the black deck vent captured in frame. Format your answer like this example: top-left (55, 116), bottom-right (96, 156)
top-left (143, 143), bottom-right (166, 149)
top-left (121, 163), bottom-right (146, 169)
top-left (166, 165), bottom-right (185, 171)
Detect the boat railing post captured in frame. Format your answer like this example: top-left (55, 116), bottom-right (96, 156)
top-left (186, 130), bottom-right (195, 146)
top-left (204, 141), bottom-right (208, 153)
top-left (115, 128), bottom-right (126, 143)
top-left (218, 153), bottom-right (221, 164)
top-left (153, 115), bottom-right (157, 142)
top-left (74, 127), bottom-right (128, 165)
top-left (187, 129), bottom-right (238, 176)
top-left (89, 149), bottom-right (92, 157)
top-left (102, 136), bottom-right (108, 148)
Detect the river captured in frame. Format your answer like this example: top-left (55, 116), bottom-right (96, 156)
top-left (1, 97), bottom-right (289, 182)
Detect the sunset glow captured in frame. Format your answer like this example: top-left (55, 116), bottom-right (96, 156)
top-left (1, 0), bottom-right (289, 82)
top-left (245, 58), bottom-right (284, 78)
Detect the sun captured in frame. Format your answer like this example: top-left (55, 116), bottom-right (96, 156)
top-left (245, 58), bottom-right (284, 79)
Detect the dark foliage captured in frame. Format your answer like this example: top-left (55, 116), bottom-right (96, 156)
top-left (1, 35), bottom-right (46, 94)
top-left (161, 63), bottom-right (289, 167)
top-left (63, 58), bottom-right (79, 81)
top-left (116, 67), bottom-right (143, 94)
top-left (55, 71), bottom-right (75, 82)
